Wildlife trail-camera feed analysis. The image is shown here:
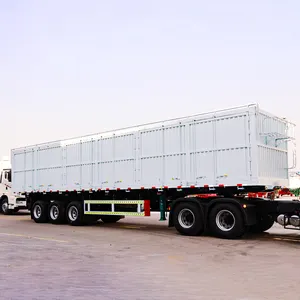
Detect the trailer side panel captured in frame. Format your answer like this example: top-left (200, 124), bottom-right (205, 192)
top-left (11, 105), bottom-right (292, 194)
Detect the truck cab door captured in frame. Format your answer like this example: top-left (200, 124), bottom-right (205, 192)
top-left (3, 170), bottom-right (12, 190)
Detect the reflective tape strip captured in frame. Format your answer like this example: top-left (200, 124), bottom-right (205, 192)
top-left (84, 200), bottom-right (144, 205)
top-left (84, 211), bottom-right (144, 216)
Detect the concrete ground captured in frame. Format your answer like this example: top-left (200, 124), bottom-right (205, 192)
top-left (0, 211), bottom-right (299, 300)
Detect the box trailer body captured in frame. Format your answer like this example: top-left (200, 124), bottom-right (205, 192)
top-left (10, 104), bottom-right (300, 239)
top-left (11, 104), bottom-right (294, 194)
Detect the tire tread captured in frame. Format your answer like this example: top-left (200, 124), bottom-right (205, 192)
top-left (173, 202), bottom-right (204, 236)
top-left (209, 203), bottom-right (245, 239)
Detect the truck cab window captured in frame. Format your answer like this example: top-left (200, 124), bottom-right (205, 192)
top-left (5, 170), bottom-right (11, 182)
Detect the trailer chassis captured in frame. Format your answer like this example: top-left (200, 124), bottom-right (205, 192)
top-left (24, 184), bottom-right (300, 239)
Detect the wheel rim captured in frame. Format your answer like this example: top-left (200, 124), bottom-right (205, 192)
top-left (216, 209), bottom-right (235, 232)
top-left (178, 208), bottom-right (195, 229)
top-left (2, 200), bottom-right (8, 213)
top-left (50, 205), bottom-right (59, 220)
top-left (68, 206), bottom-right (78, 221)
top-left (33, 205), bottom-right (42, 219)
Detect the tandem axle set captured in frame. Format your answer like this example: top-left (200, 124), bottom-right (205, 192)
top-left (25, 184), bottom-right (300, 239)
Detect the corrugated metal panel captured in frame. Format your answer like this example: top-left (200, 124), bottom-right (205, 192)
top-left (37, 168), bottom-right (62, 192)
top-left (189, 112), bottom-right (251, 186)
top-left (81, 164), bottom-right (93, 190)
top-left (98, 162), bottom-right (114, 189)
top-left (256, 110), bottom-right (292, 186)
top-left (139, 124), bottom-right (186, 187)
top-left (66, 165), bottom-right (81, 191)
top-left (216, 148), bottom-right (249, 185)
top-left (38, 146), bottom-right (61, 169)
top-left (258, 146), bottom-right (288, 185)
top-left (114, 160), bottom-right (135, 189)
top-left (25, 150), bottom-right (34, 170)
top-left (11, 104), bottom-right (293, 193)
top-left (81, 141), bottom-right (93, 164)
top-left (140, 129), bottom-right (163, 157)
top-left (189, 120), bottom-right (214, 153)
top-left (191, 151), bottom-right (214, 186)
top-left (12, 149), bottom-right (25, 191)
top-left (215, 114), bottom-right (248, 149)
top-left (114, 134), bottom-right (135, 160)
top-left (13, 151), bottom-right (25, 172)
top-left (140, 156), bottom-right (163, 188)
top-left (66, 143), bottom-right (80, 166)
top-left (25, 170), bottom-right (34, 192)
top-left (164, 154), bottom-right (186, 187)
top-left (100, 138), bottom-right (114, 162)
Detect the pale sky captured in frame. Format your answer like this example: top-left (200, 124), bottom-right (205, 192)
top-left (0, 0), bottom-right (299, 169)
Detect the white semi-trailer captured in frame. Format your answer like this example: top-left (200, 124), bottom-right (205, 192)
top-left (10, 104), bottom-right (300, 238)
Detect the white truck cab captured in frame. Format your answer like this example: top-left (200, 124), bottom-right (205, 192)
top-left (0, 156), bottom-right (27, 214)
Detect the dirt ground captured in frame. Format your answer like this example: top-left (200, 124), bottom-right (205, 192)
top-left (0, 211), bottom-right (299, 300)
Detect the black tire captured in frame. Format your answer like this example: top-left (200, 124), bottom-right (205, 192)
top-left (100, 215), bottom-right (123, 223)
top-left (1, 197), bottom-right (12, 215)
top-left (48, 201), bottom-right (66, 224)
top-left (31, 201), bottom-right (49, 223)
top-left (248, 214), bottom-right (274, 233)
top-left (66, 201), bottom-right (84, 226)
top-left (209, 203), bottom-right (245, 239)
top-left (173, 202), bottom-right (204, 236)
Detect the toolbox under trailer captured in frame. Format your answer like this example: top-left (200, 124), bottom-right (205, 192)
top-left (11, 104), bottom-right (300, 239)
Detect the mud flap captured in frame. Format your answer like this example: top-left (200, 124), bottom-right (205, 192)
top-left (243, 204), bottom-right (257, 226)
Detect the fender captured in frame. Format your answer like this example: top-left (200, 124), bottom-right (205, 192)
top-left (0, 194), bottom-right (8, 202)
